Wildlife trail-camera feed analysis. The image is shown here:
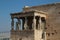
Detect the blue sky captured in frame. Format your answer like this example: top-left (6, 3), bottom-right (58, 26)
top-left (0, 0), bottom-right (60, 32)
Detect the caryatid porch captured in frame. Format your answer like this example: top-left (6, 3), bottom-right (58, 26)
top-left (10, 10), bottom-right (47, 31)
top-left (10, 10), bottom-right (47, 40)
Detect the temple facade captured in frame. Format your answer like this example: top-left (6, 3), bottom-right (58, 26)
top-left (10, 3), bottom-right (60, 40)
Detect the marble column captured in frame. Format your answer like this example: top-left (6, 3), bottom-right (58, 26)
top-left (16, 22), bottom-right (19, 30)
top-left (11, 18), bottom-right (14, 30)
top-left (24, 17), bottom-right (28, 30)
top-left (41, 18), bottom-right (46, 31)
top-left (22, 18), bottom-right (25, 30)
top-left (39, 17), bottom-right (41, 30)
top-left (17, 19), bottom-right (20, 30)
top-left (33, 16), bottom-right (36, 30)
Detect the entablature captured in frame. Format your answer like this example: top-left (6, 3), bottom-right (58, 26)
top-left (10, 10), bottom-right (47, 19)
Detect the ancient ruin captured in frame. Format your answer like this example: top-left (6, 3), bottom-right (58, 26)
top-left (10, 3), bottom-right (60, 40)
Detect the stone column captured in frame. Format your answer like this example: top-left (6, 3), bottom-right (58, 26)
top-left (24, 17), bottom-right (28, 30)
top-left (22, 18), bottom-right (25, 30)
top-left (39, 17), bottom-right (41, 30)
top-left (33, 16), bottom-right (36, 30)
top-left (11, 18), bottom-right (14, 30)
top-left (16, 22), bottom-right (18, 30)
top-left (17, 19), bottom-right (20, 30)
